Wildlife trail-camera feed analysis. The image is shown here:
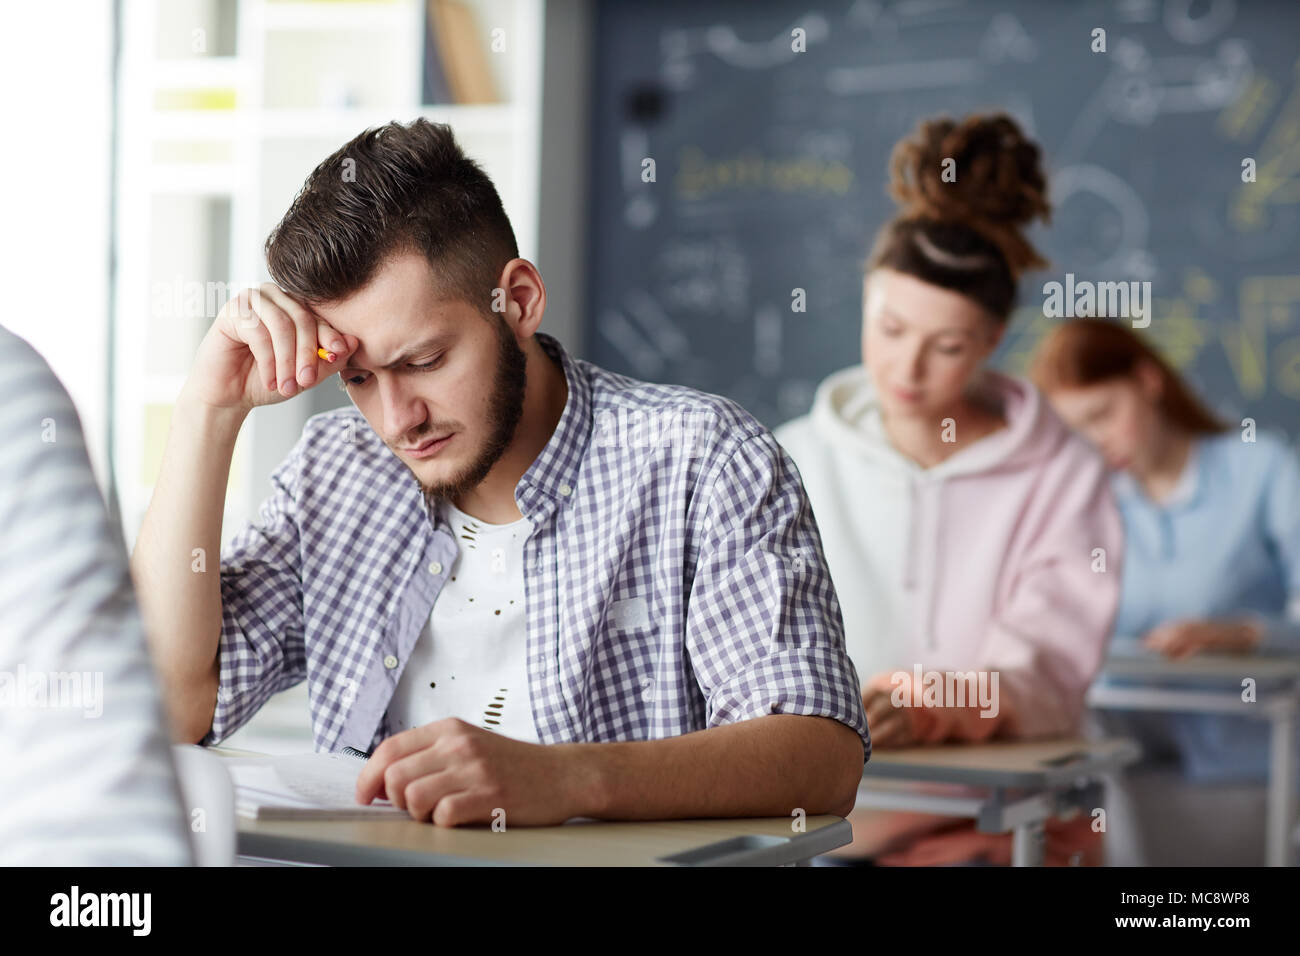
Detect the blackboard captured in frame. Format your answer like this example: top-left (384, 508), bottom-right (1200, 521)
top-left (585, 0), bottom-right (1300, 438)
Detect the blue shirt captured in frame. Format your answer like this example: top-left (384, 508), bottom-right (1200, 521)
top-left (201, 332), bottom-right (870, 759)
top-left (1109, 429), bottom-right (1300, 783)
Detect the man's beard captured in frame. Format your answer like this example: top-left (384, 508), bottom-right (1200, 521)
top-left (411, 319), bottom-right (528, 507)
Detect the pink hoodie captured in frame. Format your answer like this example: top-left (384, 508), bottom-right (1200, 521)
top-left (775, 364), bottom-right (1123, 739)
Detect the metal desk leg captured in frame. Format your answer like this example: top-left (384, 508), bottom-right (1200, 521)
top-left (1012, 819), bottom-right (1046, 867)
top-left (1267, 703), bottom-right (1297, 867)
top-left (981, 790), bottom-right (1056, 867)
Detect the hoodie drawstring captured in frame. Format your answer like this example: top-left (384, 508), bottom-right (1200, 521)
top-left (903, 475), bottom-right (918, 590)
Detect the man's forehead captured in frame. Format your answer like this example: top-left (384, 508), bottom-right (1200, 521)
top-left (315, 297), bottom-right (466, 347)
top-left (310, 253), bottom-right (464, 330)
top-left (338, 323), bottom-right (462, 371)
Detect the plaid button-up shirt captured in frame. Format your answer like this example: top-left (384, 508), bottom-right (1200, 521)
top-left (202, 332), bottom-right (869, 760)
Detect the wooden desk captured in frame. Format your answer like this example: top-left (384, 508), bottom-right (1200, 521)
top-left (857, 738), bottom-right (1140, 866)
top-left (211, 748), bottom-right (850, 866)
top-left (1088, 650), bottom-right (1300, 866)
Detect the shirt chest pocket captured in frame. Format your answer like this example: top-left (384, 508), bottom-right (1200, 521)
top-left (594, 591), bottom-right (666, 705)
top-left (608, 595), bottom-right (651, 631)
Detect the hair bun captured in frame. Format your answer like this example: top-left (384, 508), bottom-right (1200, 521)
top-left (887, 112), bottom-right (1051, 277)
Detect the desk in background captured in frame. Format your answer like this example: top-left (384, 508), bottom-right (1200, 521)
top-left (856, 738), bottom-right (1140, 866)
top-left (1088, 651), bottom-right (1300, 866)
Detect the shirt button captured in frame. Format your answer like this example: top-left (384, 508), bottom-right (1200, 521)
top-left (428, 561), bottom-right (443, 575)
top-left (558, 483), bottom-right (572, 497)
top-left (383, 655), bottom-right (398, 670)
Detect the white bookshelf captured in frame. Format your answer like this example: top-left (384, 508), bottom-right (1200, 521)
top-left (114, 0), bottom-right (545, 558)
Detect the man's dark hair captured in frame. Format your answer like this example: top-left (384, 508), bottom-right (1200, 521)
top-left (264, 118), bottom-right (519, 312)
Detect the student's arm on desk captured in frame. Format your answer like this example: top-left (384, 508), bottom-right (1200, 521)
top-left (356, 714), bottom-right (863, 824)
top-left (585, 715), bottom-right (864, 819)
top-left (678, 431), bottom-right (868, 814)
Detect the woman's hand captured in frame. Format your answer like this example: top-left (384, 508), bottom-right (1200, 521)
top-left (1142, 617), bottom-right (1264, 659)
top-left (862, 672), bottom-right (919, 748)
top-left (863, 670), bottom-right (999, 748)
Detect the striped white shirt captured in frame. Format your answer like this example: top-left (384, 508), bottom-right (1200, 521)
top-left (0, 324), bottom-right (192, 865)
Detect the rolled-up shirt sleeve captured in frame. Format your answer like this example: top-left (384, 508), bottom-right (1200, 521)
top-left (684, 431), bottom-right (870, 761)
top-left (199, 438), bottom-right (308, 745)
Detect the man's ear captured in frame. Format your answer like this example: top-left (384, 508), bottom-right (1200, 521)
top-left (495, 259), bottom-right (546, 338)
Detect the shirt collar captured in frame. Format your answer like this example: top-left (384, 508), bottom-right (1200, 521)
top-left (513, 332), bottom-right (592, 521)
top-left (1111, 438), bottom-right (1202, 511)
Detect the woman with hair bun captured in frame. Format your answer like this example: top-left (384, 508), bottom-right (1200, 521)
top-left (776, 113), bottom-right (1124, 865)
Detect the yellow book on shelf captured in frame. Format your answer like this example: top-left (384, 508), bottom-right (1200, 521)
top-left (431, 0), bottom-right (498, 104)
top-left (154, 88), bottom-right (238, 111)
top-left (141, 403), bottom-right (173, 488)
top-left (141, 402), bottom-right (245, 496)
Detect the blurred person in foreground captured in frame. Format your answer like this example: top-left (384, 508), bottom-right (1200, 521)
top-left (0, 323), bottom-right (191, 865)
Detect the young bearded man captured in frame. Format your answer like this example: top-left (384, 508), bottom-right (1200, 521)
top-left (132, 119), bottom-right (869, 827)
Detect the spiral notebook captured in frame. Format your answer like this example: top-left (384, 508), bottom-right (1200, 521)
top-left (228, 751), bottom-right (407, 821)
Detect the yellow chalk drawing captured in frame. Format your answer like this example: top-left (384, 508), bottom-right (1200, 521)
top-left (1274, 335), bottom-right (1300, 398)
top-left (1146, 268), bottom-right (1218, 371)
top-left (1217, 73), bottom-right (1276, 142)
top-left (676, 147), bottom-right (854, 201)
top-left (1222, 276), bottom-right (1300, 397)
top-left (1231, 61), bottom-right (1300, 231)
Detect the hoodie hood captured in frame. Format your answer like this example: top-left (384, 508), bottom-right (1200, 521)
top-left (808, 363), bottom-right (1067, 478)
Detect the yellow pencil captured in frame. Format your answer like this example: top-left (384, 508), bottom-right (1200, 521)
top-left (317, 347), bottom-right (337, 362)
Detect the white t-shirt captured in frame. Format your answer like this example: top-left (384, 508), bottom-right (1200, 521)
top-left (387, 498), bottom-right (539, 742)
